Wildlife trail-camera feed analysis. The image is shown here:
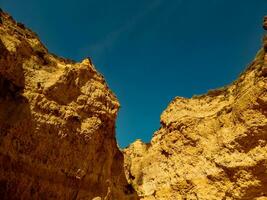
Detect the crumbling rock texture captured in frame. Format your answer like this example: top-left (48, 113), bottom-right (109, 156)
top-left (0, 10), bottom-right (138, 200)
top-left (124, 18), bottom-right (267, 199)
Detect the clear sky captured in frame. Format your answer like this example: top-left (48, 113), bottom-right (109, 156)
top-left (1, 0), bottom-right (266, 147)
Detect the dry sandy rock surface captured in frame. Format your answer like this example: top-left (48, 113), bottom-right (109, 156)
top-left (1, 8), bottom-right (267, 200)
top-left (0, 9), bottom-right (138, 200)
top-left (124, 17), bottom-right (267, 200)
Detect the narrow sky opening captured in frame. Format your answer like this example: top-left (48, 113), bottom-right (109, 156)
top-left (1, 0), bottom-right (266, 147)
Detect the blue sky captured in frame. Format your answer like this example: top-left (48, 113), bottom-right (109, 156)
top-left (1, 1), bottom-right (266, 147)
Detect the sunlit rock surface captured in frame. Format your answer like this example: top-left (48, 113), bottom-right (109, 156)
top-left (0, 9), bottom-right (138, 200)
top-left (124, 17), bottom-right (267, 200)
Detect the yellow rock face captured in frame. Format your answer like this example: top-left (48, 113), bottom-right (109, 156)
top-left (0, 10), bottom-right (138, 200)
top-left (124, 18), bottom-right (267, 200)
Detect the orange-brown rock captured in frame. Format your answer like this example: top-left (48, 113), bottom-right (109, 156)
top-left (0, 10), bottom-right (138, 200)
top-left (263, 16), bottom-right (267, 30)
top-left (124, 18), bottom-right (267, 199)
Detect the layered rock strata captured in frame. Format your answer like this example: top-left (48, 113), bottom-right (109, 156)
top-left (124, 17), bottom-right (267, 200)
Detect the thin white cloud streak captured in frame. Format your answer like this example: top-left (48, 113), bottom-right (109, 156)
top-left (79, 0), bottom-right (165, 59)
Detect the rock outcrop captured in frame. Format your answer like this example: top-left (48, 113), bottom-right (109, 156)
top-left (0, 10), bottom-right (138, 200)
top-left (263, 16), bottom-right (267, 30)
top-left (124, 18), bottom-right (267, 199)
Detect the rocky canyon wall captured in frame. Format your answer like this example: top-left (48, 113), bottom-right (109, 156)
top-left (1, 8), bottom-right (267, 200)
top-left (124, 17), bottom-right (267, 200)
top-left (0, 9), bottom-right (138, 200)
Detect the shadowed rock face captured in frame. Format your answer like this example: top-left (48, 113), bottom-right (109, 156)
top-left (124, 17), bottom-right (267, 199)
top-left (0, 10), bottom-right (138, 200)
top-left (1, 8), bottom-right (267, 200)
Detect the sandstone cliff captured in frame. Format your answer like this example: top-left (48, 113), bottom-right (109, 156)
top-left (0, 9), bottom-right (138, 200)
top-left (124, 18), bottom-right (267, 199)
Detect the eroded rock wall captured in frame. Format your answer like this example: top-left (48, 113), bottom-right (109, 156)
top-left (124, 18), bottom-right (267, 200)
top-left (0, 10), bottom-right (138, 200)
